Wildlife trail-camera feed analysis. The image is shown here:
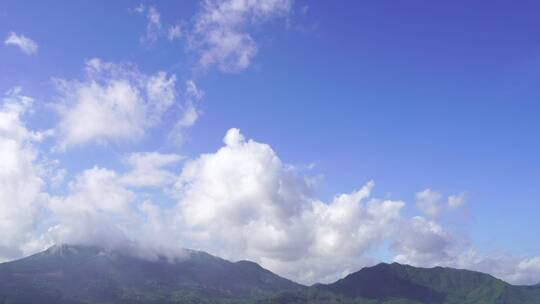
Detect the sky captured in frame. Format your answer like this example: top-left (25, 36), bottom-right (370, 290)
top-left (1, 0), bottom-right (540, 285)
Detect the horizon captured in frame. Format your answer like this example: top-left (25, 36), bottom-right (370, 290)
top-left (1, 0), bottom-right (540, 287)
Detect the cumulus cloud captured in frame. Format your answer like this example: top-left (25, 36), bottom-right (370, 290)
top-left (2, 97), bottom-right (540, 285)
top-left (0, 98), bottom-right (536, 284)
top-left (48, 167), bottom-right (136, 250)
top-left (44, 152), bottom-right (183, 254)
top-left (0, 88), bottom-right (47, 260)
top-left (4, 32), bottom-right (38, 55)
top-left (2, 2), bottom-right (538, 288)
top-left (53, 59), bottom-right (178, 150)
top-left (168, 128), bottom-right (404, 283)
top-left (393, 216), bottom-right (457, 266)
top-left (46, 160), bottom-right (186, 261)
top-left (190, 0), bottom-right (292, 72)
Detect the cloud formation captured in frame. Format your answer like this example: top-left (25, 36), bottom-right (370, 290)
top-left (190, 0), bottom-right (292, 72)
top-left (133, 4), bottom-right (162, 43)
top-left (415, 188), bottom-right (467, 217)
top-left (391, 214), bottom-right (540, 286)
top-left (4, 32), bottom-right (38, 55)
top-left (149, 129), bottom-right (540, 284)
top-left (393, 216), bottom-right (457, 266)
top-left (1, 102), bottom-right (540, 286)
top-left (166, 128), bottom-right (405, 283)
top-left (121, 152), bottom-right (184, 188)
top-left (169, 80), bottom-right (204, 145)
top-left (53, 59), bottom-right (179, 150)
top-left (2, 1), bottom-right (539, 288)
top-left (48, 166), bottom-right (135, 249)
top-left (131, 1), bottom-right (291, 72)
top-left (0, 88), bottom-right (47, 260)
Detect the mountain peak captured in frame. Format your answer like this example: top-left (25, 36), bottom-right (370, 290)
top-left (371, 261), bottom-right (402, 268)
top-left (0, 244), bottom-right (301, 303)
top-left (316, 262), bottom-right (532, 304)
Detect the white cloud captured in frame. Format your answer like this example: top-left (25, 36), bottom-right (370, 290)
top-left (390, 214), bottom-right (540, 285)
top-left (448, 192), bottom-right (466, 209)
top-left (53, 59), bottom-right (178, 150)
top-left (0, 110), bottom-right (539, 285)
top-left (0, 88), bottom-right (47, 260)
top-left (48, 167), bottom-right (136, 249)
top-left (452, 252), bottom-right (540, 285)
top-left (392, 216), bottom-right (456, 266)
top-left (416, 188), bottom-right (467, 217)
top-left (4, 32), bottom-right (38, 55)
top-left (191, 0), bottom-right (292, 72)
top-left (46, 163), bottom-right (187, 261)
top-left (170, 128), bottom-right (404, 283)
top-left (515, 257), bottom-right (540, 284)
top-left (0, 89), bottom-right (538, 285)
top-left (57, 167), bottom-right (133, 215)
top-left (121, 152), bottom-right (184, 187)
top-left (0, 4), bottom-right (537, 287)
top-left (415, 189), bottom-right (442, 217)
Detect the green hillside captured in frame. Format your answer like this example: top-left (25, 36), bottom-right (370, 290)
top-left (0, 244), bottom-right (301, 304)
top-left (263, 263), bottom-right (540, 304)
top-left (0, 246), bottom-right (538, 304)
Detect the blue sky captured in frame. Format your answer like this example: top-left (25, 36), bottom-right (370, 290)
top-left (1, 0), bottom-right (539, 284)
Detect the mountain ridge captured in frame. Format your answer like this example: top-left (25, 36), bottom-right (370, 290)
top-left (0, 244), bottom-right (302, 304)
top-left (304, 262), bottom-right (540, 304)
top-left (0, 245), bottom-right (539, 304)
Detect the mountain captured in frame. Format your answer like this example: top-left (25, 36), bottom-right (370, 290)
top-left (0, 244), bottom-right (301, 304)
top-left (1, 246), bottom-right (539, 304)
top-left (262, 263), bottom-right (540, 304)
